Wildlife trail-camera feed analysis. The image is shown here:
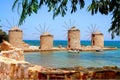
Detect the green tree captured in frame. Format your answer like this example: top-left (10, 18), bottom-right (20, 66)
top-left (12, 0), bottom-right (120, 39)
top-left (12, 0), bottom-right (85, 25)
top-left (0, 20), bottom-right (8, 42)
top-left (88, 0), bottom-right (120, 39)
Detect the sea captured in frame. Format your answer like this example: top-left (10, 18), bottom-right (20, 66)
top-left (24, 40), bottom-right (120, 68)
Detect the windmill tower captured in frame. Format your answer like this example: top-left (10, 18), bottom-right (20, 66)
top-left (62, 19), bottom-right (81, 50)
top-left (8, 26), bottom-right (29, 49)
top-left (35, 24), bottom-right (53, 50)
top-left (86, 24), bottom-right (104, 48)
top-left (68, 26), bottom-right (81, 50)
top-left (91, 31), bottom-right (104, 48)
top-left (9, 26), bottom-right (22, 45)
top-left (40, 32), bottom-right (53, 50)
top-left (3, 18), bottom-right (30, 49)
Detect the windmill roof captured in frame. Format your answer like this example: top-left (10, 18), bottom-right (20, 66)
top-left (69, 26), bottom-right (79, 31)
top-left (41, 32), bottom-right (52, 36)
top-left (92, 31), bottom-right (103, 34)
top-left (10, 26), bottom-right (21, 31)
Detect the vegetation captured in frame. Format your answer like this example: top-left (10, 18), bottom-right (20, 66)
top-left (0, 29), bottom-right (8, 43)
top-left (12, 0), bottom-right (120, 39)
top-left (0, 21), bottom-right (8, 42)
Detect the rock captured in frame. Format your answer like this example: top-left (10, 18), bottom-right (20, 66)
top-left (0, 40), bottom-right (14, 51)
top-left (1, 48), bottom-right (24, 61)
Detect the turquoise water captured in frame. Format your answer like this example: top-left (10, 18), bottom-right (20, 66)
top-left (24, 40), bottom-right (120, 48)
top-left (24, 40), bottom-right (120, 68)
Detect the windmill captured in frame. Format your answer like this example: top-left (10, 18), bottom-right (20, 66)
top-left (85, 24), bottom-right (99, 40)
top-left (62, 19), bottom-right (81, 50)
top-left (1, 17), bottom-right (29, 49)
top-left (1, 17), bottom-right (27, 36)
top-left (33, 23), bottom-right (51, 38)
top-left (1, 18), bottom-right (18, 32)
top-left (85, 24), bottom-right (104, 48)
top-left (34, 23), bottom-right (53, 50)
top-left (62, 19), bottom-right (77, 39)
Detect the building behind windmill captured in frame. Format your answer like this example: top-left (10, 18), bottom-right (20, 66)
top-left (8, 27), bottom-right (29, 49)
top-left (91, 31), bottom-right (104, 48)
top-left (40, 32), bottom-right (53, 50)
top-left (68, 26), bottom-right (81, 50)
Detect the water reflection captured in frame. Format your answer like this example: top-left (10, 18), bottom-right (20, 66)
top-left (66, 53), bottom-right (80, 59)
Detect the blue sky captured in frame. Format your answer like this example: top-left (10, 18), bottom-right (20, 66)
top-left (0, 0), bottom-right (119, 40)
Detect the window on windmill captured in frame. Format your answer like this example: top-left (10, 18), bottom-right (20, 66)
top-left (92, 34), bottom-right (95, 37)
top-left (68, 45), bottom-right (70, 48)
top-left (68, 38), bottom-right (70, 41)
top-left (93, 41), bottom-right (95, 44)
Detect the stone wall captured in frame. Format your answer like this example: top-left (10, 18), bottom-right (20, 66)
top-left (0, 56), bottom-right (48, 79)
top-left (0, 40), bottom-right (24, 61)
top-left (0, 55), bottom-right (120, 80)
top-left (0, 41), bottom-right (120, 79)
top-left (0, 56), bottom-right (31, 79)
top-left (1, 48), bottom-right (24, 61)
top-left (0, 40), bottom-right (14, 51)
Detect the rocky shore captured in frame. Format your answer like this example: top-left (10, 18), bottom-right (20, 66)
top-left (0, 41), bottom-right (119, 79)
top-left (23, 45), bottom-right (117, 52)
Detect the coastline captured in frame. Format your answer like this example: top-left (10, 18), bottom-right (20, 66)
top-left (23, 46), bottom-right (117, 52)
top-left (23, 40), bottom-right (119, 52)
top-left (0, 40), bottom-right (120, 79)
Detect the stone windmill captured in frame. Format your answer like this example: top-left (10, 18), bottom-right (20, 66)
top-left (68, 26), bottom-right (81, 50)
top-left (91, 31), bottom-right (104, 48)
top-left (63, 19), bottom-right (81, 50)
top-left (8, 26), bottom-right (29, 49)
top-left (3, 19), bottom-right (29, 49)
top-left (86, 24), bottom-right (104, 48)
top-left (35, 24), bottom-right (53, 50)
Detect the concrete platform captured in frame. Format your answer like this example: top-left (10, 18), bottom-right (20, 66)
top-left (23, 46), bottom-right (117, 52)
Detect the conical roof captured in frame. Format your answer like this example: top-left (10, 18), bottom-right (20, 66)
top-left (69, 26), bottom-right (79, 31)
top-left (10, 26), bottom-right (22, 31)
top-left (41, 32), bottom-right (53, 36)
top-left (92, 31), bottom-right (103, 35)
